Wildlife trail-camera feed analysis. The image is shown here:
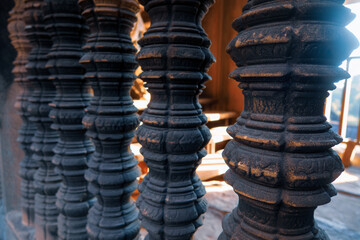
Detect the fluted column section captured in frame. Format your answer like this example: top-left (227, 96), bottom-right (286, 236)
top-left (219, 1), bottom-right (359, 240)
top-left (24, 0), bottom-right (61, 239)
top-left (43, 1), bottom-right (93, 239)
top-left (79, 0), bottom-right (141, 239)
top-left (8, 0), bottom-right (37, 226)
top-left (136, 1), bottom-right (215, 239)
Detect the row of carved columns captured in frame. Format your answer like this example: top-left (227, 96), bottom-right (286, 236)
top-left (6, 0), bottom-right (358, 240)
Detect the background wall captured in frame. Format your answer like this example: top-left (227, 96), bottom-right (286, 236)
top-left (203, 0), bottom-right (247, 113)
top-left (0, 0), bottom-right (23, 214)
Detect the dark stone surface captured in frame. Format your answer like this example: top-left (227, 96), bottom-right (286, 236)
top-left (79, 0), bottom-right (141, 239)
top-left (8, 0), bottom-right (37, 226)
top-left (219, 1), bottom-right (359, 239)
top-left (136, 0), bottom-right (215, 239)
top-left (43, 0), bottom-right (93, 239)
top-left (137, 0), bottom-right (215, 240)
top-left (139, 178), bottom-right (360, 240)
top-left (23, 0), bottom-right (61, 238)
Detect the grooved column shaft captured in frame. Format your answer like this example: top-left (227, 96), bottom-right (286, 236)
top-left (219, 1), bottom-right (359, 240)
top-left (136, 1), bottom-right (215, 239)
top-left (44, 0), bottom-right (93, 239)
top-left (24, 0), bottom-right (61, 239)
top-left (8, 0), bottom-right (37, 226)
top-left (79, 0), bottom-right (141, 239)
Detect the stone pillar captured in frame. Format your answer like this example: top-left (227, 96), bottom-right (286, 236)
top-left (219, 1), bottom-right (359, 240)
top-left (79, 0), bottom-right (141, 239)
top-left (8, 0), bottom-right (37, 226)
top-left (43, 0), bottom-right (93, 239)
top-left (136, 0), bottom-right (215, 239)
top-left (24, 0), bottom-right (61, 239)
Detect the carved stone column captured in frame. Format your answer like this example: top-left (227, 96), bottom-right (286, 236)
top-left (8, 0), bottom-right (37, 226)
top-left (43, 0), bottom-right (93, 239)
top-left (79, 0), bottom-right (141, 239)
top-left (219, 1), bottom-right (359, 240)
top-left (136, 1), bottom-right (215, 239)
top-left (24, 0), bottom-right (61, 239)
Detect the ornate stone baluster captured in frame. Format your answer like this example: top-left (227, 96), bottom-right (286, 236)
top-left (136, 1), bottom-right (215, 239)
top-left (219, 1), bottom-right (358, 239)
top-left (8, 0), bottom-right (37, 226)
top-left (24, 0), bottom-right (61, 239)
top-left (79, 0), bottom-right (141, 239)
top-left (43, 0), bottom-right (93, 239)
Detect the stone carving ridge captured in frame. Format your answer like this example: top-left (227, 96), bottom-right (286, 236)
top-left (136, 0), bottom-right (215, 239)
top-left (44, 0), bottom-right (94, 239)
top-left (219, 1), bottom-right (359, 239)
top-left (79, 0), bottom-right (141, 239)
top-left (8, 0), bottom-right (37, 226)
top-left (24, 0), bottom-right (61, 239)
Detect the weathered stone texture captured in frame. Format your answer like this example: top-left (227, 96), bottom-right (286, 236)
top-left (79, 0), bottom-right (141, 239)
top-left (44, 0), bottom-right (93, 239)
top-left (136, 0), bottom-right (215, 239)
top-left (219, 1), bottom-right (359, 239)
top-left (24, 0), bottom-right (61, 238)
top-left (8, 0), bottom-right (37, 226)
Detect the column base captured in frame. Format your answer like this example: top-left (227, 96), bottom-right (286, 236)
top-left (219, 208), bottom-right (329, 240)
top-left (5, 211), bottom-right (34, 240)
